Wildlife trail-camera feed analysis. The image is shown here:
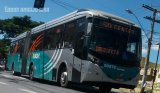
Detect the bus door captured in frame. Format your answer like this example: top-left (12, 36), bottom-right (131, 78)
top-left (72, 32), bottom-right (84, 82)
top-left (43, 25), bottom-right (64, 80)
top-left (72, 18), bottom-right (86, 82)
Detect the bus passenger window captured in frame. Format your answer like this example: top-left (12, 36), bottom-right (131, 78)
top-left (10, 42), bottom-right (16, 54)
top-left (64, 21), bottom-right (76, 48)
top-left (44, 25), bottom-right (63, 50)
top-left (29, 32), bottom-right (44, 52)
top-left (74, 18), bottom-right (86, 59)
top-left (77, 17), bottom-right (86, 32)
top-left (13, 41), bottom-right (20, 53)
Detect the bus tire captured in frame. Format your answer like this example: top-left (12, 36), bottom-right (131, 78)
top-left (11, 63), bottom-right (15, 75)
top-left (29, 65), bottom-right (34, 80)
top-left (99, 86), bottom-right (111, 93)
top-left (59, 67), bottom-right (69, 87)
top-left (11, 63), bottom-right (21, 76)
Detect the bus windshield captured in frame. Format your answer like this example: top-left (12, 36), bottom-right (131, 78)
top-left (89, 18), bottom-right (141, 67)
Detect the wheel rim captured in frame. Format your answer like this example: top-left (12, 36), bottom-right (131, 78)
top-left (12, 70), bottom-right (14, 74)
top-left (60, 71), bottom-right (67, 86)
top-left (30, 70), bottom-right (33, 79)
top-left (12, 65), bottom-right (14, 74)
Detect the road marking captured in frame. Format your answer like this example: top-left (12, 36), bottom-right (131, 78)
top-left (0, 82), bottom-right (9, 85)
top-left (19, 88), bottom-right (37, 93)
top-left (1, 74), bottom-right (12, 78)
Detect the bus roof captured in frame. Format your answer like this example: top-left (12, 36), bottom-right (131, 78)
top-left (12, 9), bottom-right (139, 42)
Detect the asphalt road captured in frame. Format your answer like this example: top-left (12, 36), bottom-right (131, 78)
top-left (0, 71), bottom-right (127, 93)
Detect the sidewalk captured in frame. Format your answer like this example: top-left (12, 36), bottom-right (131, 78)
top-left (0, 65), bottom-right (5, 71)
top-left (119, 86), bottom-right (160, 93)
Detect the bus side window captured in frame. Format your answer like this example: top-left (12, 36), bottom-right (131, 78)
top-left (74, 17), bottom-right (86, 59)
top-left (19, 38), bottom-right (25, 57)
top-left (44, 25), bottom-right (63, 50)
top-left (13, 40), bottom-right (22, 54)
top-left (63, 21), bottom-right (76, 48)
top-left (10, 42), bottom-right (15, 54)
top-left (29, 32), bottom-right (44, 52)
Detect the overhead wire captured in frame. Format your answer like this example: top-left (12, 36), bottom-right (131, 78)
top-left (54, 0), bottom-right (78, 10)
top-left (51, 0), bottom-right (78, 12)
top-left (126, 7), bottom-right (152, 41)
top-left (52, 0), bottom-right (72, 11)
top-left (129, 2), bottom-right (160, 44)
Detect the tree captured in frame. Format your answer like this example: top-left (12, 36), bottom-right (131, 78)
top-left (0, 15), bottom-right (43, 59)
top-left (0, 39), bottom-right (10, 59)
top-left (0, 15), bottom-right (43, 38)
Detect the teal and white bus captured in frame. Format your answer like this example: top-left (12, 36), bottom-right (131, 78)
top-left (7, 9), bottom-right (142, 93)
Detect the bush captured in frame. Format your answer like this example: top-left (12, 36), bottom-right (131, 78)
top-left (146, 89), bottom-right (152, 93)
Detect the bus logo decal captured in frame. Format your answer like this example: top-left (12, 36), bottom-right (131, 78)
top-left (32, 53), bottom-right (40, 59)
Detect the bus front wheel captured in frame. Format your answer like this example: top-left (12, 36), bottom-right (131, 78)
top-left (99, 86), bottom-right (111, 93)
top-left (59, 68), bottom-right (69, 87)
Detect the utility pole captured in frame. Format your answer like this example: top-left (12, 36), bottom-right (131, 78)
top-left (140, 4), bottom-right (160, 93)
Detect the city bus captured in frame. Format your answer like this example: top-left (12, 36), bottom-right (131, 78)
top-left (7, 9), bottom-right (142, 93)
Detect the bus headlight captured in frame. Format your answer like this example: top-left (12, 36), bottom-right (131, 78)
top-left (89, 57), bottom-right (100, 64)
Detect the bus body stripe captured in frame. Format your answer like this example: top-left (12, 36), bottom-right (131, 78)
top-left (44, 49), bottom-right (63, 75)
top-left (44, 49), bottom-right (60, 71)
top-left (43, 42), bottom-right (64, 75)
top-left (44, 50), bottom-right (57, 67)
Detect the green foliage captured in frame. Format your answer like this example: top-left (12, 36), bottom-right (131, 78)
top-left (154, 83), bottom-right (160, 89)
top-left (0, 39), bottom-right (10, 59)
top-left (0, 15), bottom-right (43, 38)
top-left (145, 89), bottom-right (152, 93)
top-left (0, 15), bottom-right (44, 59)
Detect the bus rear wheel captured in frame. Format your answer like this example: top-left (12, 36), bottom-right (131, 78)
top-left (59, 68), bottom-right (69, 87)
top-left (11, 63), bottom-right (15, 75)
top-left (99, 86), bottom-right (111, 93)
top-left (29, 65), bottom-right (34, 80)
top-left (11, 63), bottom-right (21, 76)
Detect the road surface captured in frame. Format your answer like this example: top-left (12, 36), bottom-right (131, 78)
top-left (0, 71), bottom-right (130, 93)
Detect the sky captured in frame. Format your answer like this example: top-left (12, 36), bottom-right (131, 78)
top-left (0, 0), bottom-right (160, 63)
